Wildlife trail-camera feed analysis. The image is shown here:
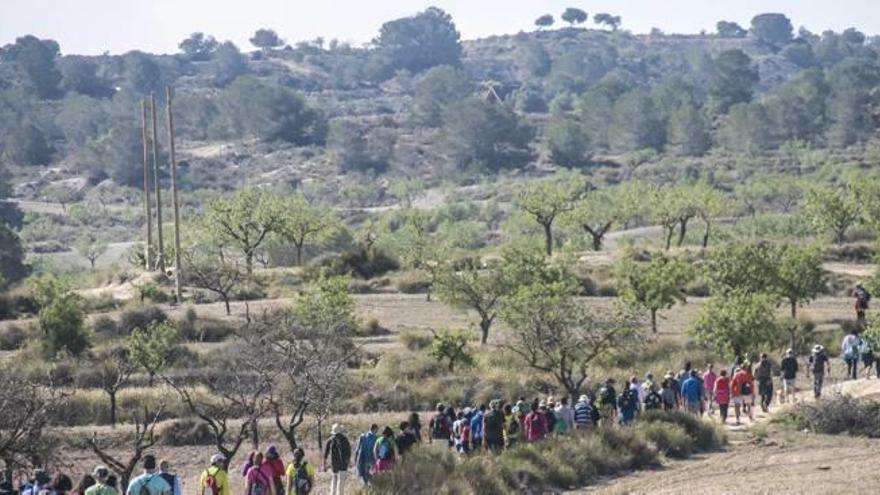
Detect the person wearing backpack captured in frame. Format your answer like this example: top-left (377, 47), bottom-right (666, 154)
top-left (285, 449), bottom-right (315, 495)
top-left (199, 454), bottom-right (229, 495)
top-left (84, 467), bottom-right (116, 495)
top-left (353, 424), bottom-right (378, 485)
top-left (680, 370), bottom-right (702, 416)
top-left (373, 426), bottom-right (399, 474)
top-left (469, 404), bottom-right (486, 451)
top-left (859, 338), bottom-right (875, 378)
top-left (453, 409), bottom-right (472, 454)
top-left (573, 395), bottom-right (593, 429)
top-left (598, 379), bottom-right (617, 424)
top-left (731, 365), bottom-right (754, 425)
top-left (21, 469), bottom-right (51, 495)
top-left (855, 283), bottom-right (871, 325)
top-left (644, 383), bottom-right (663, 411)
top-left (244, 452), bottom-right (276, 495)
top-left (809, 344), bottom-right (831, 398)
top-left (396, 421), bottom-right (417, 456)
top-left (428, 404), bottom-right (452, 446)
top-left (157, 461), bottom-right (181, 495)
top-left (617, 381), bottom-right (639, 426)
top-left (842, 330), bottom-right (861, 380)
top-left (713, 370), bottom-right (731, 424)
top-left (756, 354), bottom-right (774, 413)
top-left (503, 403), bottom-right (521, 447)
top-left (323, 424), bottom-right (352, 495)
top-left (126, 455), bottom-right (171, 495)
top-left (482, 400), bottom-right (506, 451)
top-left (780, 349), bottom-right (799, 404)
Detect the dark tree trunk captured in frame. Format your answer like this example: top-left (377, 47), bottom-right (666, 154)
top-left (250, 420), bottom-right (260, 450)
top-left (223, 297), bottom-right (231, 315)
top-left (543, 222), bottom-right (553, 256)
top-left (591, 233), bottom-right (603, 251)
top-left (148, 371), bottom-right (155, 388)
top-left (702, 219), bottom-right (711, 249)
top-left (665, 227), bottom-right (675, 251)
top-left (480, 318), bottom-right (491, 345)
top-left (677, 218), bottom-right (688, 246)
top-left (109, 391), bottom-right (117, 428)
top-left (295, 243), bottom-right (303, 267)
top-left (245, 251), bottom-right (254, 274)
top-left (651, 309), bottom-right (658, 334)
top-left (790, 300), bottom-right (797, 320)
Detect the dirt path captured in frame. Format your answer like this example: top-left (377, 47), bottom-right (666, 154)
top-left (578, 378), bottom-right (880, 494)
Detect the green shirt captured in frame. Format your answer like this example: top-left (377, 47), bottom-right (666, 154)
top-left (85, 483), bottom-right (118, 495)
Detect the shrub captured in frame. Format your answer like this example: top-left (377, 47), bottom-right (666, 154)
top-left (639, 410), bottom-right (726, 451)
top-left (399, 329), bottom-right (433, 350)
top-left (394, 271), bottom-right (431, 294)
top-left (118, 306), bottom-right (168, 335)
top-left (0, 324), bottom-right (28, 350)
top-left (158, 418), bottom-right (216, 446)
top-left (788, 394), bottom-right (880, 437)
top-left (358, 318), bottom-right (390, 337)
top-left (636, 422), bottom-right (693, 458)
top-left (318, 247), bottom-right (400, 279)
top-left (91, 315), bottom-right (118, 335)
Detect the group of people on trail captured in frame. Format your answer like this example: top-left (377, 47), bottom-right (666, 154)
top-left (8, 456), bottom-right (179, 495)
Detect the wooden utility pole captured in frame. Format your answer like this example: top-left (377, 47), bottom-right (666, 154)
top-left (140, 100), bottom-right (153, 271)
top-left (166, 86), bottom-right (183, 304)
top-left (150, 93), bottom-right (166, 273)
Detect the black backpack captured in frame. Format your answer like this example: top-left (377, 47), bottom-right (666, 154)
top-left (293, 462), bottom-right (312, 495)
top-left (741, 381), bottom-right (753, 396)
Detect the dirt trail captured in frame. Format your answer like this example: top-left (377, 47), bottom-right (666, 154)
top-left (578, 378), bottom-right (880, 495)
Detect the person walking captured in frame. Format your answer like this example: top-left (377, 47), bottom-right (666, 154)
top-left (617, 380), bottom-right (639, 426)
top-left (553, 397), bottom-right (575, 435)
top-left (396, 421), bottom-right (417, 456)
top-left (503, 403), bottom-right (521, 448)
top-left (470, 404), bottom-right (486, 451)
top-left (660, 379), bottom-right (677, 411)
top-left (263, 447), bottom-right (286, 495)
top-left (842, 330), bottom-right (862, 380)
top-left (854, 283), bottom-right (871, 326)
top-left (680, 370), bottom-right (702, 416)
top-left (713, 369), bottom-right (731, 424)
top-left (809, 345), bottom-right (831, 399)
top-left (127, 455), bottom-right (171, 495)
top-left (72, 474), bottom-right (96, 495)
top-left (702, 364), bottom-right (717, 415)
top-left (780, 349), bottom-right (799, 404)
top-left (373, 427), bottom-right (398, 475)
top-left (199, 454), bottom-right (230, 495)
top-left (323, 424), bottom-right (352, 495)
top-left (731, 365), bottom-right (754, 425)
top-left (428, 404), bottom-right (452, 446)
top-left (84, 468), bottom-right (115, 495)
top-left (157, 461), bottom-right (181, 495)
top-left (48, 474), bottom-right (73, 494)
top-left (524, 403), bottom-right (548, 442)
top-left (598, 379), bottom-right (618, 424)
top-left (285, 449), bottom-right (315, 495)
top-left (573, 395), bottom-right (593, 428)
top-left (353, 424), bottom-right (378, 485)
top-left (483, 400), bottom-right (506, 452)
top-left (407, 412), bottom-right (422, 443)
top-left (243, 452), bottom-right (275, 495)
top-left (756, 353), bottom-right (774, 413)
top-left (453, 409), bottom-right (472, 454)
top-left (644, 383), bottom-right (663, 411)
top-left (859, 337), bottom-right (875, 378)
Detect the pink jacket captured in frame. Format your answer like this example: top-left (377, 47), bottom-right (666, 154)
top-left (703, 371), bottom-right (717, 393)
top-left (713, 376), bottom-right (731, 405)
top-left (524, 411), bottom-right (548, 442)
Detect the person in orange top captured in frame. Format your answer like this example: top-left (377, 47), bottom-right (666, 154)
top-left (730, 363), bottom-right (755, 425)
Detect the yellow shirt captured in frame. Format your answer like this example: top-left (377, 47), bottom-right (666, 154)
top-left (198, 467), bottom-right (230, 495)
top-left (286, 462), bottom-right (316, 484)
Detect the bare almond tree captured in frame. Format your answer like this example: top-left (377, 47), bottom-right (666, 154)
top-left (182, 245), bottom-right (245, 315)
top-left (87, 404), bottom-right (165, 489)
top-left (97, 347), bottom-right (137, 428)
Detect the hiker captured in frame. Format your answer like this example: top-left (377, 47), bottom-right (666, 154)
top-left (199, 454), bottom-right (230, 495)
top-left (354, 424), bottom-right (378, 485)
top-left (483, 400), bottom-right (506, 451)
top-left (263, 447), bottom-right (286, 495)
top-left (48, 474), bottom-right (73, 494)
top-left (677, 361), bottom-right (692, 382)
top-left (598, 379), bottom-right (618, 424)
top-left (680, 370), bottom-right (702, 416)
top-left (127, 455), bottom-right (171, 495)
top-left (428, 404), bottom-right (452, 446)
top-left (407, 412), bottom-right (423, 442)
top-left (21, 469), bottom-right (51, 495)
top-left (373, 426), bottom-right (398, 474)
top-left (72, 474), bottom-right (96, 495)
top-left (323, 424), bottom-right (352, 495)
top-left (524, 402), bottom-right (548, 442)
top-left (713, 369), bottom-right (731, 424)
top-left (809, 345), bottom-right (831, 399)
top-left (553, 397), bottom-right (575, 435)
top-left (617, 380), bottom-right (639, 426)
top-left (84, 468), bottom-right (115, 495)
top-left (731, 364), bottom-right (755, 425)
top-left (243, 452), bottom-right (275, 495)
top-left (780, 349), bottom-right (799, 404)
top-left (503, 403), bottom-right (521, 447)
top-left (396, 421), bottom-right (417, 456)
top-left (665, 371), bottom-right (682, 409)
top-left (470, 404), bottom-right (486, 451)
top-left (157, 461), bottom-right (181, 495)
top-left (842, 330), bottom-right (861, 380)
top-left (538, 400), bottom-right (555, 436)
top-left (859, 337), bottom-right (875, 378)
top-left (855, 283), bottom-right (871, 325)
top-left (286, 448), bottom-right (315, 495)
top-left (453, 409), bottom-right (472, 454)
top-left (511, 397), bottom-right (528, 416)
top-left (702, 364), bottom-right (717, 415)
top-left (644, 383), bottom-right (663, 411)
top-left (660, 379), bottom-right (677, 411)
top-left (756, 353), bottom-right (774, 413)
top-left (573, 394), bottom-right (593, 428)
top-left (106, 477), bottom-right (118, 492)
top-left (629, 377), bottom-right (645, 414)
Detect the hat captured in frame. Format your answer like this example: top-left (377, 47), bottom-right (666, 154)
top-left (665, 371), bottom-right (674, 379)
top-left (539, 401), bottom-right (547, 408)
top-left (578, 394), bottom-right (589, 402)
top-left (786, 348), bottom-right (794, 356)
top-left (93, 466), bottom-right (109, 478)
top-left (331, 423), bottom-right (345, 435)
top-left (266, 445), bottom-right (279, 459)
top-left (463, 407), bottom-right (472, 415)
top-left (210, 454), bottom-right (225, 466)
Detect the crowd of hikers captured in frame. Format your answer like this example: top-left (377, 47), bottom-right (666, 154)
top-left (2, 286), bottom-right (873, 495)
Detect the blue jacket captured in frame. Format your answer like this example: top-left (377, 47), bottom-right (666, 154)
top-left (681, 377), bottom-right (702, 402)
top-left (470, 411), bottom-right (484, 440)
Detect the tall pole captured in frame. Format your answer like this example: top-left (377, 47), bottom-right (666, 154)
top-left (150, 93), bottom-right (166, 273)
top-left (166, 86), bottom-right (183, 304)
top-left (140, 100), bottom-right (153, 271)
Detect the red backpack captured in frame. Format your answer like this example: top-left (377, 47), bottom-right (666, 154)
top-left (202, 467), bottom-right (221, 495)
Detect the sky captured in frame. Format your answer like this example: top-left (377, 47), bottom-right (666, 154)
top-left (2, 0), bottom-right (880, 55)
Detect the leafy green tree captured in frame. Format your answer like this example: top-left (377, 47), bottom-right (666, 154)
top-left (210, 41), bottom-right (247, 87)
top-left (293, 276), bottom-right (357, 335)
top-left (650, 184), bottom-right (705, 249)
top-left (693, 184), bottom-right (727, 248)
top-left (389, 178), bottom-right (424, 208)
top-left (128, 321), bottom-right (178, 386)
top-left (766, 69), bottom-right (827, 142)
top-left (534, 14), bottom-right (555, 30)
top-left (501, 279), bottom-right (642, 401)
top-left (372, 7), bottom-right (462, 77)
top-left (546, 117), bottom-right (590, 168)
top-left (750, 13), bottom-right (793, 48)
top-left (0, 224), bottom-right (27, 286)
top-left (75, 235), bottom-right (108, 269)
top-left (434, 260), bottom-right (511, 344)
top-left (781, 41), bottom-right (816, 68)
top-left (1, 36), bottom-right (61, 98)
top-left (95, 347), bottom-right (135, 428)
top-left (430, 329), bottom-right (474, 371)
top-left (3, 123), bottom-right (52, 166)
top-left (705, 243), bottom-right (780, 295)
top-left (326, 119), bottom-right (394, 173)
top-left (617, 253), bottom-right (693, 333)
top-left (520, 41), bottom-right (551, 77)
top-left (565, 188), bottom-right (632, 250)
top-left (410, 65), bottom-right (472, 127)
top-left (39, 292), bottom-right (89, 358)
top-left (775, 245), bottom-right (824, 319)
top-left (803, 184), bottom-right (861, 244)
top-left (716, 21), bottom-right (747, 38)
top-left (279, 195), bottom-right (335, 266)
top-left (249, 29), bottom-right (283, 50)
top-left (825, 58), bottom-right (880, 147)
top-left (203, 188), bottom-right (287, 273)
top-left (691, 290), bottom-right (782, 357)
top-left (123, 51), bottom-right (162, 95)
top-left (182, 245), bottom-right (245, 315)
top-left (517, 180), bottom-right (580, 256)
top-left (220, 77), bottom-right (326, 144)
top-left (668, 103), bottom-right (710, 156)
top-left (59, 57), bottom-right (110, 97)
top-left (442, 96), bottom-right (533, 171)
top-left (179, 32), bottom-right (219, 61)
top-left (610, 89), bottom-right (665, 152)
top-left (718, 102), bottom-right (775, 154)
top-left (594, 13), bottom-right (622, 31)
top-left (561, 8), bottom-right (588, 28)
top-left (393, 209), bottom-right (447, 300)
top-left (709, 49), bottom-right (758, 113)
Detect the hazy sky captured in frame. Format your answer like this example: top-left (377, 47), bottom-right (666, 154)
top-left (2, 0), bottom-right (880, 55)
